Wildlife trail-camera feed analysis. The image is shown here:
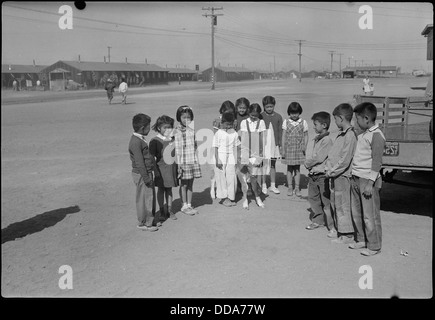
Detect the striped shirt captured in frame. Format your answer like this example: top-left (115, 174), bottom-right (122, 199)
top-left (351, 124), bottom-right (386, 181)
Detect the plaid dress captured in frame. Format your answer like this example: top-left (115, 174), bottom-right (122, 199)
top-left (282, 119), bottom-right (306, 165)
top-left (174, 124), bottom-right (202, 180)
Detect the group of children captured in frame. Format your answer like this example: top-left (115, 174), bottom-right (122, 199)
top-left (128, 96), bottom-right (385, 257)
top-left (303, 102), bottom-right (385, 257)
top-left (105, 78), bottom-right (128, 105)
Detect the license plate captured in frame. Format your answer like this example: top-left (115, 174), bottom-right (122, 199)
top-left (383, 141), bottom-right (399, 156)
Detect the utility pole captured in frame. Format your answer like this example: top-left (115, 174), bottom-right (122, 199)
top-left (338, 53), bottom-right (343, 75)
top-left (107, 46), bottom-right (111, 63)
top-left (295, 40), bottom-right (305, 82)
top-left (273, 56), bottom-right (276, 75)
top-left (348, 57), bottom-right (351, 68)
top-left (328, 50), bottom-right (335, 73)
top-left (202, 6), bottom-right (223, 90)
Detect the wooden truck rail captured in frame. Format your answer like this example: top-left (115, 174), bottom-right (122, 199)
top-left (353, 95), bottom-right (433, 174)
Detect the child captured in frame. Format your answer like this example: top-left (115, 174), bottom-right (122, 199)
top-left (119, 78), bottom-right (128, 104)
top-left (349, 102), bottom-right (386, 256)
top-left (104, 78), bottom-right (115, 104)
top-left (213, 112), bottom-right (241, 206)
top-left (128, 113), bottom-right (159, 232)
top-left (261, 95), bottom-right (283, 195)
top-left (235, 97), bottom-right (250, 132)
top-left (369, 83), bottom-right (375, 96)
top-left (238, 103), bottom-right (267, 209)
top-left (149, 115), bottom-right (179, 222)
top-left (281, 102), bottom-right (309, 197)
top-left (174, 105), bottom-right (202, 215)
top-left (304, 112), bottom-right (334, 237)
top-left (325, 104), bottom-right (358, 244)
top-left (210, 101), bottom-right (237, 199)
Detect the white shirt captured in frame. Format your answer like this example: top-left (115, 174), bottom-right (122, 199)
top-left (213, 129), bottom-right (241, 154)
top-left (119, 82), bottom-right (128, 93)
top-left (240, 118), bottom-right (266, 132)
top-left (282, 118), bottom-right (308, 132)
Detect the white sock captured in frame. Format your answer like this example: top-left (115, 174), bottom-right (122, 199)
top-left (182, 203), bottom-right (188, 208)
top-left (271, 182), bottom-right (276, 188)
top-left (262, 183), bottom-right (267, 188)
top-left (187, 203), bottom-right (192, 208)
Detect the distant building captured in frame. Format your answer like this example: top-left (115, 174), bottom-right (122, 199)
top-left (40, 60), bottom-right (168, 90)
top-left (1, 64), bottom-right (47, 89)
top-left (201, 66), bottom-right (254, 82)
top-left (421, 24), bottom-right (433, 61)
top-left (166, 67), bottom-right (198, 81)
top-left (341, 66), bottom-right (398, 78)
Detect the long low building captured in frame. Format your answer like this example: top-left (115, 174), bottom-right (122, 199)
top-left (201, 66), bottom-right (254, 82)
top-left (166, 67), bottom-right (198, 81)
top-left (1, 64), bottom-right (47, 88)
top-left (40, 60), bottom-right (169, 90)
top-left (342, 66), bottom-right (398, 78)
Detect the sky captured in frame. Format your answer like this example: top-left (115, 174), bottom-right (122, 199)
top-left (1, 1), bottom-right (433, 73)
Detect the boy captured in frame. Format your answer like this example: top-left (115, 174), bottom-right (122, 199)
top-left (129, 113), bottom-right (159, 231)
top-left (349, 102), bottom-right (386, 256)
top-left (119, 78), bottom-right (128, 104)
top-left (104, 78), bottom-right (115, 104)
top-left (304, 112), bottom-right (335, 237)
top-left (325, 104), bottom-right (357, 244)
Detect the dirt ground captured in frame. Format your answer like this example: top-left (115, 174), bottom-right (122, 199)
top-left (1, 77), bottom-right (432, 300)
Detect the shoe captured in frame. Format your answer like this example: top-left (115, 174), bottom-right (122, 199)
top-left (262, 186), bottom-right (268, 195)
top-left (332, 236), bottom-right (354, 244)
top-left (294, 188), bottom-right (302, 197)
top-left (137, 225), bottom-right (158, 231)
top-left (188, 205), bottom-right (198, 214)
top-left (222, 198), bottom-right (233, 207)
top-left (361, 249), bottom-right (381, 256)
top-left (156, 221), bottom-right (162, 227)
top-left (305, 222), bottom-right (324, 230)
top-left (327, 229), bottom-right (338, 238)
top-left (242, 199), bottom-right (249, 210)
top-left (287, 187), bottom-right (293, 196)
top-left (169, 212), bottom-right (177, 220)
top-left (256, 197), bottom-right (265, 208)
top-left (181, 205), bottom-right (195, 216)
top-left (269, 186), bottom-right (280, 194)
top-left (349, 241), bottom-right (366, 249)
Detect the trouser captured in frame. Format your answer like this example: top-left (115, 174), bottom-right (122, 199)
top-left (308, 174), bottom-right (335, 230)
top-left (215, 153), bottom-right (237, 200)
top-left (132, 172), bottom-right (155, 226)
top-left (350, 175), bottom-right (382, 251)
top-left (121, 92), bottom-right (127, 103)
top-left (330, 175), bottom-right (354, 234)
top-left (106, 90), bottom-right (113, 100)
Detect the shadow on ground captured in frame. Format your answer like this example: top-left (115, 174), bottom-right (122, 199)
top-left (1, 205), bottom-right (81, 244)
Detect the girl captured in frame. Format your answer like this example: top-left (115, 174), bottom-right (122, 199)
top-left (213, 112), bottom-right (240, 206)
top-left (149, 115), bottom-right (178, 222)
top-left (281, 102), bottom-right (309, 197)
top-left (235, 97), bottom-right (250, 132)
top-left (210, 100), bottom-right (237, 199)
top-left (238, 103), bottom-right (267, 209)
top-left (119, 78), bottom-right (128, 104)
top-left (174, 105), bottom-right (202, 215)
top-left (261, 95), bottom-right (283, 195)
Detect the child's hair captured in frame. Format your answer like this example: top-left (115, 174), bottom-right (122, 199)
top-left (221, 111), bottom-right (235, 124)
top-left (176, 105), bottom-right (194, 122)
top-left (262, 95), bottom-right (276, 107)
top-left (311, 111), bottom-right (331, 130)
top-left (332, 103), bottom-right (354, 122)
top-left (354, 102), bottom-right (377, 122)
top-left (219, 100), bottom-right (236, 116)
top-left (248, 103), bottom-right (263, 119)
top-left (287, 102), bottom-right (303, 115)
top-left (152, 115), bottom-right (174, 132)
top-left (235, 97), bottom-right (250, 110)
top-left (132, 113), bottom-right (151, 132)
top-left (121, 78), bottom-right (125, 82)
